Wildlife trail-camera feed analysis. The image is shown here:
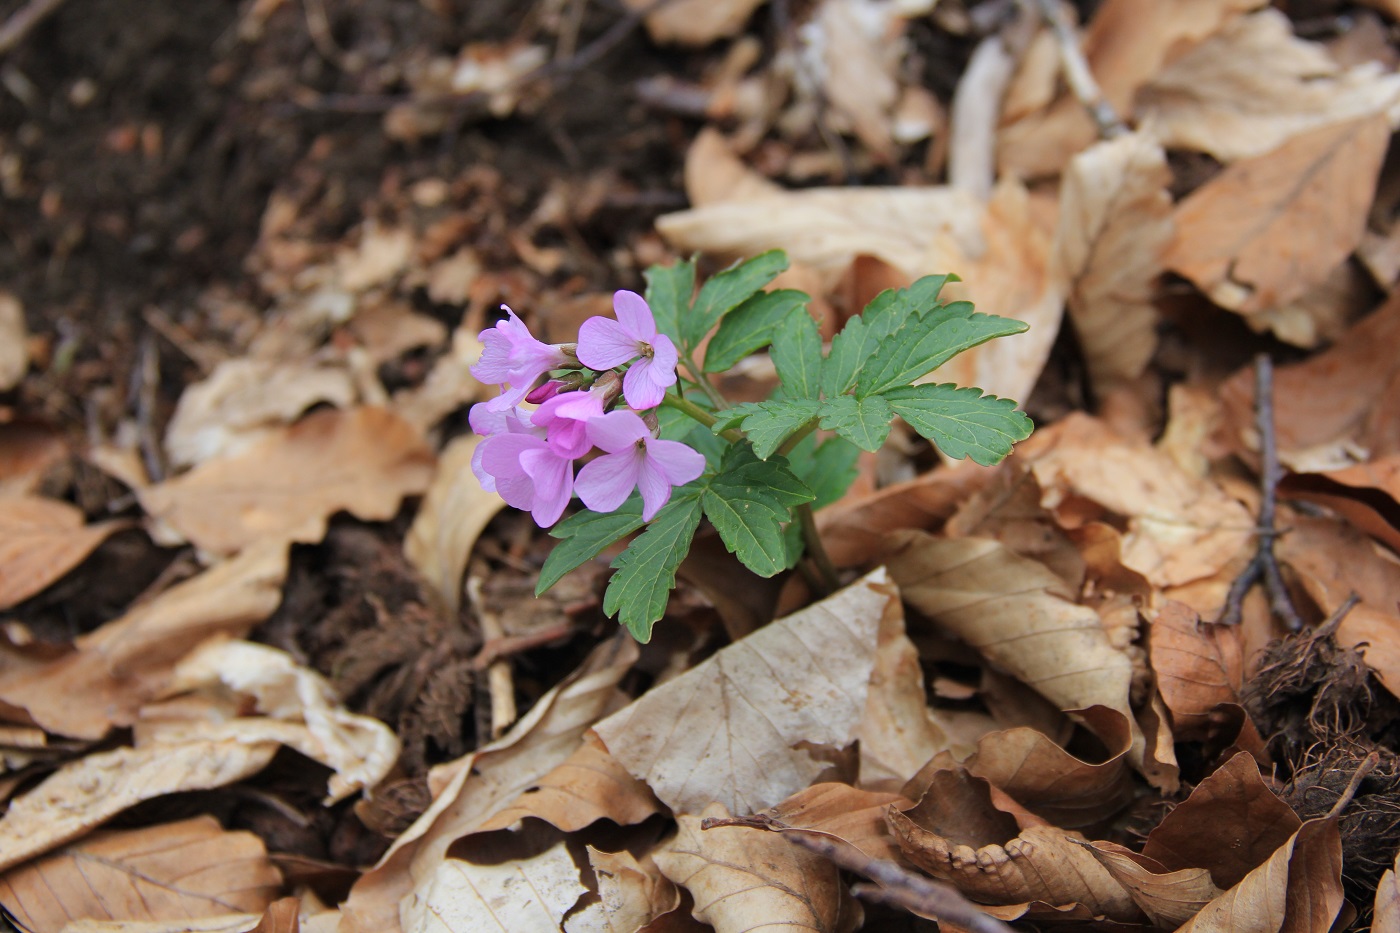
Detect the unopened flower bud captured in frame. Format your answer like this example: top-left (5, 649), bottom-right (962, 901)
top-left (525, 380), bottom-right (566, 404)
top-left (595, 370), bottom-right (624, 408)
top-left (642, 410), bottom-right (660, 434)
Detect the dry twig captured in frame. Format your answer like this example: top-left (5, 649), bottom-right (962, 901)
top-left (1024, 0), bottom-right (1126, 139)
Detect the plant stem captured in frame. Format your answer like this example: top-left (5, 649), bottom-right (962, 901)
top-left (681, 354), bottom-right (729, 411)
top-left (774, 419), bottom-right (818, 459)
top-left (796, 503), bottom-right (839, 595)
top-left (662, 393), bottom-right (744, 443)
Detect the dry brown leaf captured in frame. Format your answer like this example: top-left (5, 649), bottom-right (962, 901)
top-left (885, 532), bottom-right (1140, 751)
top-left (593, 570), bottom-right (889, 816)
top-left (1177, 817), bottom-right (1344, 933)
top-left (249, 898), bottom-right (302, 933)
top-left (346, 298), bottom-right (448, 365)
top-left (1378, 855), bottom-right (1400, 933)
top-left (1148, 601), bottom-right (1245, 740)
top-left (392, 325), bottom-right (487, 434)
top-left (0, 421), bottom-right (68, 496)
top-left (623, 0), bottom-right (766, 45)
top-left (747, 782), bottom-right (910, 864)
top-left (1139, 9), bottom-right (1400, 162)
top-left (1085, 842), bottom-right (1225, 928)
top-left (1054, 131), bottom-right (1172, 389)
top-left (0, 496), bottom-right (129, 610)
top-left (140, 407), bottom-right (435, 556)
top-left (475, 732), bottom-right (661, 834)
top-left (1143, 752), bottom-right (1301, 889)
top-left (0, 817), bottom-right (281, 930)
top-left (337, 224), bottom-right (413, 292)
top-left (401, 840), bottom-right (586, 933)
top-left (404, 435), bottom-right (505, 615)
top-left (655, 804), bottom-right (852, 933)
top-left (565, 848), bottom-right (680, 933)
top-left (803, 0), bottom-right (905, 159)
top-left (1165, 114), bottom-right (1390, 332)
top-left (164, 358), bottom-right (359, 468)
top-left (0, 292), bottom-right (26, 391)
top-left (683, 128), bottom-right (782, 208)
top-left (339, 637), bottom-right (638, 933)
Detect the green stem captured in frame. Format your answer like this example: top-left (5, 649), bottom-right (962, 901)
top-left (662, 393), bottom-right (744, 443)
top-left (681, 354), bottom-right (729, 411)
top-left (774, 419), bottom-right (818, 459)
top-left (796, 503), bottom-right (839, 596)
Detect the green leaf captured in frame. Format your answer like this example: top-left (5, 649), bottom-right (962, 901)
top-left (702, 447), bottom-right (814, 578)
top-left (713, 398), bottom-right (821, 459)
top-left (785, 434), bottom-right (861, 511)
top-left (882, 383), bottom-right (1034, 466)
top-left (536, 500), bottom-right (645, 595)
top-left (702, 290), bottom-right (808, 373)
top-left (644, 258), bottom-right (695, 345)
top-left (856, 310), bottom-right (1027, 398)
top-left (603, 492), bottom-right (703, 642)
top-left (771, 309), bottom-right (822, 400)
top-left (818, 394), bottom-right (893, 452)
top-left (681, 250), bottom-right (789, 349)
top-left (821, 274), bottom-right (956, 397)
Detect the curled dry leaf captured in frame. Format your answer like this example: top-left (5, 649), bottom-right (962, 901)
top-left (0, 292), bottom-right (26, 391)
top-left (403, 435), bottom-right (506, 615)
top-left (1147, 601), bottom-right (1245, 741)
top-left (655, 804), bottom-right (853, 933)
top-left (400, 840), bottom-right (586, 933)
top-left (140, 407), bottom-right (435, 557)
top-left (249, 898), bottom-right (303, 933)
top-left (1165, 114), bottom-right (1390, 339)
top-left (1054, 131), bottom-right (1172, 389)
top-left (0, 816), bottom-right (281, 930)
top-left (742, 782), bottom-right (912, 864)
top-left (1084, 843), bottom-right (1225, 928)
top-left (0, 495), bottom-right (129, 610)
top-left (564, 847), bottom-right (680, 933)
top-left (593, 570), bottom-right (889, 817)
top-left (885, 531), bottom-right (1140, 755)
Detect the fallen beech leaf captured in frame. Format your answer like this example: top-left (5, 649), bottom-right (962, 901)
top-left (623, 0), bottom-right (765, 45)
top-left (565, 847), bottom-right (680, 933)
top-left (0, 292), bottom-right (26, 391)
top-left (1143, 752), bottom-right (1301, 889)
top-left (885, 532), bottom-right (1140, 754)
top-left (140, 407), bottom-right (435, 556)
top-left (337, 224), bottom-right (413, 292)
top-left (655, 804), bottom-right (853, 932)
top-left (1177, 817), bottom-right (1343, 933)
top-left (60, 916), bottom-right (278, 933)
top-left (1055, 131), bottom-right (1172, 388)
top-left (593, 570), bottom-right (888, 816)
top-left (404, 435), bottom-right (505, 614)
top-left (1085, 842), bottom-right (1225, 928)
top-left (1140, 9), bottom-right (1400, 162)
top-left (475, 732), bottom-right (661, 833)
top-left (0, 421), bottom-right (67, 496)
top-left (339, 637), bottom-right (638, 933)
top-left (1165, 115), bottom-right (1390, 329)
top-left (743, 782), bottom-right (911, 864)
top-left (0, 496), bottom-right (129, 610)
top-left (164, 357), bottom-right (359, 468)
top-left (1377, 855), bottom-right (1400, 932)
top-left (1148, 601), bottom-right (1245, 740)
top-left (401, 841), bottom-right (586, 933)
top-left (249, 898), bottom-right (302, 933)
top-left (0, 816), bottom-right (281, 930)
top-left (804, 0), bottom-right (905, 159)
top-left (0, 540), bottom-right (288, 739)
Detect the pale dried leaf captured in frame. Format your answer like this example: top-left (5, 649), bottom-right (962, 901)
top-left (1055, 132), bottom-right (1172, 388)
top-left (140, 407), bottom-right (435, 556)
top-left (1084, 843), bottom-right (1224, 928)
top-left (402, 842), bottom-right (586, 933)
top-left (684, 127), bottom-right (782, 207)
top-left (404, 435), bottom-right (505, 615)
top-left (565, 848), bottom-right (680, 933)
top-left (0, 496), bottom-right (128, 610)
top-left (593, 570), bottom-right (888, 816)
top-left (1147, 601), bottom-right (1245, 740)
top-left (623, 0), bottom-right (767, 46)
top-left (347, 298), bottom-right (448, 365)
top-left (1140, 9), bottom-right (1400, 162)
top-left (0, 817), bottom-right (280, 930)
top-left (655, 805), bottom-right (850, 933)
top-left (59, 916), bottom-right (269, 933)
top-left (165, 357), bottom-right (358, 468)
top-left (337, 225), bottom-right (413, 292)
top-left (248, 898), bottom-right (301, 933)
top-left (1165, 114), bottom-right (1390, 329)
top-left (805, 0), bottom-right (904, 158)
top-left (0, 293), bottom-right (27, 391)
top-left (1377, 857), bottom-right (1400, 933)
top-left (754, 782), bottom-right (910, 864)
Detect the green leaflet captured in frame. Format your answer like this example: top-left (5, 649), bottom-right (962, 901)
top-left (681, 251), bottom-right (788, 349)
top-left (712, 399), bottom-right (821, 460)
top-left (602, 492), bottom-right (704, 642)
top-left (536, 500), bottom-right (645, 595)
top-left (701, 446), bottom-right (814, 578)
top-left (817, 394), bottom-right (893, 452)
top-left (703, 290), bottom-right (808, 373)
top-left (643, 258), bottom-right (694, 346)
top-left (821, 274), bottom-right (955, 397)
top-left (882, 383), bottom-right (1033, 466)
top-left (856, 309), bottom-right (1027, 398)
top-left (771, 309), bottom-right (822, 400)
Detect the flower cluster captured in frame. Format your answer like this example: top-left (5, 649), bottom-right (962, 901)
top-left (469, 291), bottom-right (705, 527)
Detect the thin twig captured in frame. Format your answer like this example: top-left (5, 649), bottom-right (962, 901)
top-left (1326, 751), bottom-right (1380, 820)
top-left (785, 832), bottom-right (1014, 933)
top-left (0, 0), bottom-right (67, 58)
top-left (1025, 0), bottom-right (1126, 139)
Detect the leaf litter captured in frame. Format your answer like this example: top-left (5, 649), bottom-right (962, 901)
top-left (7, 1), bottom-right (1400, 931)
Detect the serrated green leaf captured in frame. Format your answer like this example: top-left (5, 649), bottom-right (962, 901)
top-left (785, 434), bottom-right (861, 511)
top-left (856, 311), bottom-right (1027, 398)
top-left (702, 452), bottom-right (814, 577)
top-left (702, 290), bottom-right (808, 373)
top-left (771, 309), bottom-right (822, 400)
top-left (882, 383), bottom-right (1033, 466)
top-left (817, 394), bottom-right (893, 452)
top-left (820, 274), bottom-right (956, 397)
top-left (712, 399), bottom-right (821, 459)
top-left (537, 500), bottom-right (645, 595)
top-left (603, 492), bottom-right (703, 642)
top-left (716, 443), bottom-right (815, 507)
top-left (681, 250), bottom-right (788, 348)
top-left (644, 258), bottom-right (695, 345)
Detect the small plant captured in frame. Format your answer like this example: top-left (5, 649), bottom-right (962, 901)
top-left (469, 251), bottom-right (1033, 641)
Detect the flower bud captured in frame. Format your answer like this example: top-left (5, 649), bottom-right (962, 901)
top-left (525, 380), bottom-right (566, 404)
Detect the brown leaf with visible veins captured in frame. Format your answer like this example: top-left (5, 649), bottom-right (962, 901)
top-left (0, 496), bottom-right (129, 610)
top-left (0, 816), bottom-right (281, 930)
top-left (655, 805), bottom-right (854, 933)
top-left (566, 848), bottom-right (681, 933)
top-left (249, 898), bottom-right (302, 933)
top-left (1377, 855), bottom-right (1400, 932)
top-left (1148, 601), bottom-right (1246, 740)
top-left (1084, 842), bottom-right (1225, 928)
top-left (403, 837), bottom-right (587, 933)
top-left (745, 783), bottom-right (911, 864)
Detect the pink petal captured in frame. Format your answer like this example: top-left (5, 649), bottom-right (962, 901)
top-left (575, 449), bottom-right (642, 514)
top-left (520, 448), bottom-right (574, 527)
top-left (577, 317), bottom-right (642, 370)
top-left (545, 417), bottom-right (591, 459)
top-left (635, 456), bottom-right (674, 521)
top-left (651, 333), bottom-right (678, 373)
top-left (623, 355), bottom-right (677, 410)
top-left (644, 438), bottom-right (707, 485)
top-left (613, 290), bottom-right (656, 340)
top-left (586, 409), bottom-right (650, 454)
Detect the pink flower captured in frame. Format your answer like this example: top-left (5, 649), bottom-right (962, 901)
top-left (472, 307), bottom-right (569, 409)
top-left (530, 387), bottom-right (606, 459)
top-left (468, 403), bottom-right (537, 494)
top-left (477, 431), bottom-right (574, 527)
top-left (576, 291), bottom-right (678, 410)
top-left (575, 410), bottom-right (705, 521)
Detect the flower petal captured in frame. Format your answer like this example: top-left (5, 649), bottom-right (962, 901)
top-left (635, 456), bottom-right (674, 521)
top-left (520, 447), bottom-right (574, 527)
top-left (622, 354), bottom-right (678, 411)
top-left (613, 290), bottom-right (656, 340)
top-left (644, 438), bottom-right (707, 486)
top-left (577, 317), bottom-right (642, 370)
top-left (586, 409), bottom-right (650, 454)
top-left (575, 449), bottom-right (642, 514)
